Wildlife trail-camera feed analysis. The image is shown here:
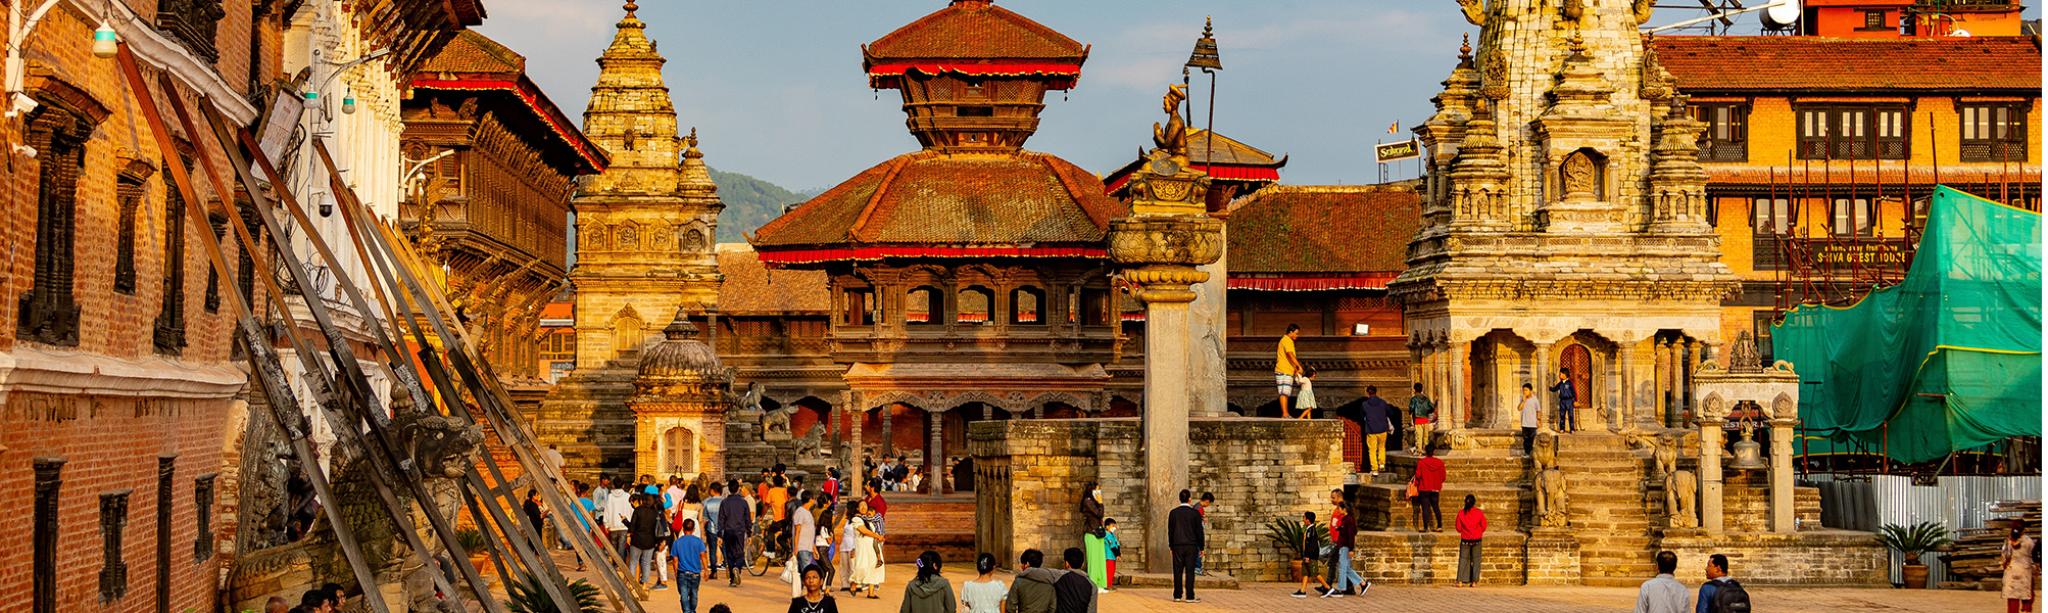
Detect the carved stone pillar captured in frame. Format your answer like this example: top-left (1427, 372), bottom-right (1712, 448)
top-left (1619, 337), bottom-right (1639, 431)
top-left (1449, 340), bottom-right (1471, 432)
top-left (880, 403), bottom-right (893, 458)
top-left (1106, 116), bottom-right (1223, 573)
top-left (1533, 339), bottom-right (1555, 431)
top-left (1769, 416), bottom-right (1797, 533)
top-left (846, 391), bottom-right (863, 499)
top-left (1672, 340), bottom-right (1691, 428)
top-left (928, 408), bottom-right (945, 494)
top-left (1654, 338), bottom-right (1671, 426)
top-left (1698, 411), bottom-right (1725, 535)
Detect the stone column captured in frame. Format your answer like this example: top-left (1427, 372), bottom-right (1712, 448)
top-left (1532, 340), bottom-right (1555, 431)
top-left (880, 403), bottom-right (893, 457)
top-left (1654, 338), bottom-right (1670, 427)
top-left (1618, 337), bottom-right (1639, 431)
top-left (1674, 340), bottom-right (1693, 428)
top-left (1449, 340), bottom-right (1471, 433)
top-left (846, 390), bottom-right (863, 498)
top-left (927, 408), bottom-right (945, 494)
top-left (1188, 230), bottom-right (1229, 418)
top-left (1698, 414), bottom-right (1725, 534)
top-left (1769, 416), bottom-right (1796, 533)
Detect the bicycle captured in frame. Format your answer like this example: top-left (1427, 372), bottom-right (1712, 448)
top-left (747, 516), bottom-right (791, 577)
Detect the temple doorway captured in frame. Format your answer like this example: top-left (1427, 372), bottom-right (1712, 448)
top-left (662, 426), bottom-right (696, 475)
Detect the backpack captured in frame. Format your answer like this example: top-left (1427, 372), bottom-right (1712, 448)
top-left (1712, 579), bottom-right (1751, 613)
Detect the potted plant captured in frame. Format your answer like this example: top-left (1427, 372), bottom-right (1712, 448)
top-left (1877, 521), bottom-right (1952, 589)
top-left (1264, 516), bottom-right (1327, 581)
top-left (455, 528), bottom-right (494, 577)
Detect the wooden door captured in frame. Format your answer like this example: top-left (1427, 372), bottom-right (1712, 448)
top-left (1561, 344), bottom-right (1594, 405)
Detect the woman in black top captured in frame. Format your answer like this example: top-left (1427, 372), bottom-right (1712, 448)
top-left (788, 563), bottom-right (839, 613)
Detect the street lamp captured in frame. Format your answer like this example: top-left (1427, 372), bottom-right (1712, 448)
top-left (306, 47), bottom-right (389, 121)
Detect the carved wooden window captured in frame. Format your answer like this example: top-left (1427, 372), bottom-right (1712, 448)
top-left (34, 459), bottom-right (64, 613)
top-left (236, 200), bottom-right (261, 308)
top-left (115, 176), bottom-right (146, 294)
top-left (17, 104), bottom-right (94, 346)
top-left (193, 475), bottom-right (216, 561)
top-left (840, 288), bottom-right (874, 326)
top-left (155, 166), bottom-right (189, 355)
top-left (1960, 103), bottom-right (2027, 162)
top-left (1011, 287), bottom-right (1044, 325)
top-left (1752, 311), bottom-right (1777, 364)
top-left (1798, 105), bottom-right (1907, 160)
top-left (1077, 287), bottom-right (1112, 327)
top-left (905, 286), bottom-right (940, 325)
top-left (1751, 198), bottom-right (1792, 271)
top-left (204, 211), bottom-right (226, 312)
top-left (956, 286), bottom-right (993, 325)
top-left (155, 0), bottom-right (225, 62)
top-left (99, 490), bottom-right (131, 602)
top-left (156, 456), bottom-right (175, 613)
top-left (1693, 103), bottom-right (1748, 163)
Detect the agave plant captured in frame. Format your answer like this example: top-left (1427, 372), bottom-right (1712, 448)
top-left (1877, 521), bottom-right (1953, 563)
top-left (504, 573), bottom-right (603, 613)
top-left (454, 527), bottom-right (491, 554)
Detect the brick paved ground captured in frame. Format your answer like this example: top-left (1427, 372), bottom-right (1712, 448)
top-left (548, 554), bottom-right (2001, 613)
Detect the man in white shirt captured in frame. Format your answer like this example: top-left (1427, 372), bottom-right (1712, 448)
top-left (1519, 383), bottom-right (1541, 457)
top-left (606, 488), bottom-right (633, 555)
top-left (1635, 551), bottom-right (1689, 613)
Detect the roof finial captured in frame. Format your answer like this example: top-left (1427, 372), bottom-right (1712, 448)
top-left (1203, 15), bottom-right (1214, 38)
top-left (683, 127), bottom-right (703, 159)
top-left (623, 0), bottom-right (637, 17)
top-left (1459, 33), bottom-right (1472, 61)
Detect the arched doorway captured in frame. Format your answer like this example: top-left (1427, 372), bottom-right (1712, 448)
top-left (662, 426), bottom-right (696, 476)
top-left (1561, 343), bottom-right (1593, 411)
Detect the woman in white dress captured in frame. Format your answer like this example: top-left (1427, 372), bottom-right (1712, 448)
top-left (848, 499), bottom-right (887, 599)
top-left (2004, 527), bottom-right (2037, 613)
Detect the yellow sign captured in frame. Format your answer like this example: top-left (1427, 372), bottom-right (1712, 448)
top-left (1375, 140), bottom-right (1420, 163)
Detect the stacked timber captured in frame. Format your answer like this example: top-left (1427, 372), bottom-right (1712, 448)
top-left (1942, 500), bottom-right (2040, 589)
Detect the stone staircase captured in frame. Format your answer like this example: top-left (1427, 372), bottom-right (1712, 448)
top-left (1357, 449), bottom-right (1528, 533)
top-left (1553, 433), bottom-right (1658, 587)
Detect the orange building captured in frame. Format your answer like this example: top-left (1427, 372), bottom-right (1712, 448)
top-left (1795, 0), bottom-right (2028, 38)
top-left (1652, 34), bottom-right (2040, 358)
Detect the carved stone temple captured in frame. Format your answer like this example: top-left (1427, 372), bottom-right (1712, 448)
top-left (1349, 0), bottom-right (1887, 587)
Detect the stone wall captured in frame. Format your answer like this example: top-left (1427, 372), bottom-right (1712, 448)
top-left (1661, 531), bottom-right (1888, 586)
top-left (1353, 532), bottom-right (1529, 585)
top-left (970, 417), bottom-right (1346, 582)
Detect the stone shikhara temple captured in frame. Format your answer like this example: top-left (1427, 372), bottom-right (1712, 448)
top-left (538, 0), bottom-right (1890, 585)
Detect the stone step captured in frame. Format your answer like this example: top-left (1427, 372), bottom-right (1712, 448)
top-left (1354, 483), bottom-right (1526, 531)
top-left (1118, 572), bottom-right (1240, 590)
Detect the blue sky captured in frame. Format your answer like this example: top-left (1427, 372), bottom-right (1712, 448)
top-left (477, 0), bottom-right (1472, 190)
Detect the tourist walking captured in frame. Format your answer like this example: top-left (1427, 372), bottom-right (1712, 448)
top-left (792, 492), bottom-right (819, 578)
top-left (960, 553), bottom-right (1008, 613)
top-left (1195, 492), bottom-right (1214, 576)
top-left (788, 564), bottom-right (840, 613)
top-left (1413, 446), bottom-right (1446, 532)
top-left (1551, 367), bottom-right (1578, 433)
top-left (522, 488), bottom-right (546, 551)
top-left (1054, 548), bottom-right (1098, 613)
top-left (629, 494), bottom-right (666, 588)
top-left (1408, 382), bottom-right (1434, 453)
top-left (607, 486), bottom-right (634, 555)
top-left (1455, 495), bottom-right (1487, 586)
top-left (1634, 551), bottom-right (1686, 613)
top-left (1694, 554), bottom-right (1748, 613)
top-left (718, 478), bottom-right (754, 587)
top-left (1519, 383), bottom-right (1541, 456)
top-left (1010, 549), bottom-right (1062, 613)
top-left (1295, 367), bottom-right (1320, 419)
top-left (704, 482), bottom-right (725, 579)
top-left (2004, 527), bottom-right (2037, 613)
top-left (1360, 386), bottom-right (1394, 475)
top-left (670, 518), bottom-right (709, 613)
top-left (1276, 323), bottom-right (1305, 418)
top-left (901, 551), bottom-right (958, 613)
top-left (1327, 488), bottom-right (1368, 597)
top-left (1101, 518), bottom-right (1121, 592)
top-left (646, 486), bottom-right (672, 590)
top-left (1293, 511), bottom-right (1335, 598)
top-left (1168, 490), bottom-right (1204, 603)
top-left (837, 503), bottom-right (858, 592)
top-left (849, 499), bottom-right (887, 598)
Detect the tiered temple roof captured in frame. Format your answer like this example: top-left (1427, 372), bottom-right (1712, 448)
top-left (862, 0), bottom-right (1089, 89)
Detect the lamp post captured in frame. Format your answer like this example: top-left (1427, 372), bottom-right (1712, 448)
top-left (1185, 17), bottom-right (1221, 173)
top-left (306, 47), bottom-right (390, 121)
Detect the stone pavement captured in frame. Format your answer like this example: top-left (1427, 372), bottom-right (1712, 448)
top-left (552, 555), bottom-right (1998, 613)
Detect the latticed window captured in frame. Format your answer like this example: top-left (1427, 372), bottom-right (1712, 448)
top-left (155, 457), bottom-right (174, 611)
top-left (114, 176), bottom-right (146, 294)
top-left (155, 164), bottom-right (190, 355)
top-left (1798, 105), bottom-right (1907, 160)
top-left (1751, 198), bottom-right (1792, 270)
top-left (1960, 103), bottom-right (2027, 162)
top-left (99, 491), bottom-right (130, 602)
top-left (193, 475), bottom-right (215, 561)
top-left (1693, 103), bottom-right (1748, 162)
top-left (18, 103), bottom-right (93, 346)
top-left (204, 211), bottom-right (226, 312)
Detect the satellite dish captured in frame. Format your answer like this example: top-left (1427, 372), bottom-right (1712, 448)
top-left (1762, 0), bottom-right (1801, 29)
top-left (1951, 28), bottom-right (1973, 37)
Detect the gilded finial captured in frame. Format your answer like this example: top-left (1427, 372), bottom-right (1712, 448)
top-left (623, 0), bottom-right (637, 16)
top-left (683, 127), bottom-right (703, 159)
top-left (1458, 33), bottom-right (1472, 63)
top-left (1203, 15), bottom-right (1213, 37)
top-left (1568, 31), bottom-right (1586, 56)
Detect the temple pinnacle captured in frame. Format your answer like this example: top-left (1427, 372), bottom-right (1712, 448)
top-left (623, 0), bottom-right (637, 17)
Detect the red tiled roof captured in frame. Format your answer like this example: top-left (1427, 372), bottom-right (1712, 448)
top-left (1651, 36), bottom-right (2041, 93)
top-left (715, 244), bottom-right (831, 314)
top-left (411, 31), bottom-right (608, 173)
top-left (863, 0), bottom-right (1088, 67)
top-left (1103, 128), bottom-right (1286, 195)
top-left (419, 30), bottom-right (523, 75)
top-left (1225, 185), bottom-right (1421, 275)
top-left (750, 150), bottom-right (1124, 258)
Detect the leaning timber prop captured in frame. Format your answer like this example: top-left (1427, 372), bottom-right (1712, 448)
top-left (309, 138), bottom-right (650, 610)
top-left (145, 67), bottom-right (508, 611)
top-left (113, 43), bottom-right (395, 613)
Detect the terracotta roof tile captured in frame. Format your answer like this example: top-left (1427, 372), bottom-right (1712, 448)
top-left (1226, 185), bottom-right (1421, 274)
top-left (1185, 128), bottom-right (1282, 167)
top-left (752, 150), bottom-right (1124, 250)
top-left (419, 30), bottom-right (524, 76)
top-left (864, 0), bottom-right (1087, 63)
top-left (715, 244), bottom-right (831, 314)
top-left (1652, 36), bottom-right (2040, 93)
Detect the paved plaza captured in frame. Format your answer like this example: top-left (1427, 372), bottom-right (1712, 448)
top-left (554, 555), bottom-right (2000, 613)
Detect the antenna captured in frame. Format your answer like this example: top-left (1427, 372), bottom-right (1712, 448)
top-left (1762, 0), bottom-right (1801, 31)
top-left (1645, 0), bottom-right (1799, 34)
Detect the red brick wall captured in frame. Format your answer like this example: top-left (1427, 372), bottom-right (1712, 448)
top-left (0, 393), bottom-right (238, 612)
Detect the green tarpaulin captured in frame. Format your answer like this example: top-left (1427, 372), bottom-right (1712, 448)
top-left (1773, 186), bottom-right (2042, 464)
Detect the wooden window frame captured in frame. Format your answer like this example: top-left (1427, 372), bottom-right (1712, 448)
top-left (100, 490), bottom-right (131, 602)
top-left (1960, 102), bottom-right (2028, 163)
top-left (1830, 198), bottom-right (1875, 237)
top-left (1797, 104), bottom-right (1909, 161)
top-left (1695, 102), bottom-right (1750, 162)
top-left (1751, 198), bottom-right (1793, 270)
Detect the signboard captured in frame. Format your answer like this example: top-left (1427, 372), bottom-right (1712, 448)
top-left (1374, 139), bottom-right (1420, 163)
top-left (1808, 240), bottom-right (1911, 269)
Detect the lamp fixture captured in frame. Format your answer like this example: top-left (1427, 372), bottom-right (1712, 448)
top-left (91, 20), bottom-right (117, 58)
top-left (340, 93), bottom-right (356, 114)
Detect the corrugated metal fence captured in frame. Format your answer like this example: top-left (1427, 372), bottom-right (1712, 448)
top-left (1807, 474), bottom-right (2041, 586)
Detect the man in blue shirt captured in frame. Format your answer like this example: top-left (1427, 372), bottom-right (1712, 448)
top-left (1551, 367), bottom-right (1578, 433)
top-left (1695, 553), bottom-right (1736, 613)
top-left (669, 518), bottom-right (709, 613)
top-left (1360, 386), bottom-right (1394, 475)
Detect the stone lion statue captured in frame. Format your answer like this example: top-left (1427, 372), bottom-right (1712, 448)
top-left (1667, 469), bottom-right (1699, 529)
top-left (762, 405), bottom-right (796, 439)
top-left (793, 424), bottom-right (825, 458)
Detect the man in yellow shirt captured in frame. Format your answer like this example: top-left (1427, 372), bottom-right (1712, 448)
top-left (1276, 323), bottom-right (1305, 417)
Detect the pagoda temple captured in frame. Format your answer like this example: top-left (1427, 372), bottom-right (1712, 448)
top-left (750, 0), bottom-right (1124, 493)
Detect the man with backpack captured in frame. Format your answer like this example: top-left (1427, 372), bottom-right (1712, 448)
top-left (1695, 553), bottom-right (1750, 613)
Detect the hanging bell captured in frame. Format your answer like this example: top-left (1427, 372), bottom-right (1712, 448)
top-left (1730, 425), bottom-right (1767, 471)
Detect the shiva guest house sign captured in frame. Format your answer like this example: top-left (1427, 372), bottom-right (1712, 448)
top-left (1375, 139), bottom-right (1420, 163)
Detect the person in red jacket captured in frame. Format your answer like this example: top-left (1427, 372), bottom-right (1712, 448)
top-left (1412, 446), bottom-right (1447, 532)
top-left (1455, 494), bottom-right (1488, 587)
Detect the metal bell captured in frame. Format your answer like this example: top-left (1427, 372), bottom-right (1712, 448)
top-left (1731, 424), bottom-right (1768, 471)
